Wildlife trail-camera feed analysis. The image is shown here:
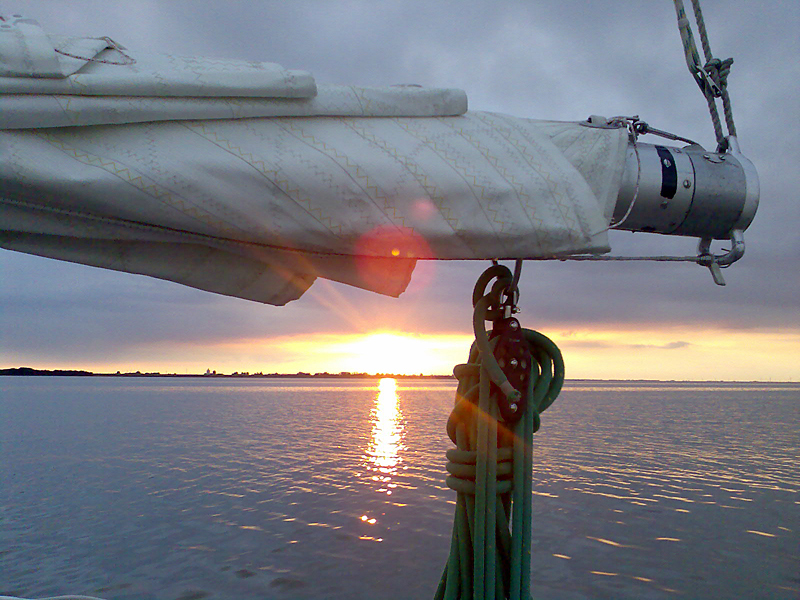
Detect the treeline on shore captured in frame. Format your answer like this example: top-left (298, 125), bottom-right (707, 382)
top-left (0, 367), bottom-right (453, 379)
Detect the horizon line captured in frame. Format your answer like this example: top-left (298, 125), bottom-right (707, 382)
top-left (1, 367), bottom-right (796, 384)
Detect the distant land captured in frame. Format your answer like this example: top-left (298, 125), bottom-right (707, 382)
top-left (1, 367), bottom-right (95, 377)
top-left (0, 366), bottom-right (454, 379)
top-left (1, 367), bottom-right (794, 384)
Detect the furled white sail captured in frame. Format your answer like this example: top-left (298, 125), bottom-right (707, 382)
top-left (0, 16), bottom-right (628, 305)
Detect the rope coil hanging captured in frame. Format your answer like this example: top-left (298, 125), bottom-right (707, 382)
top-left (435, 263), bottom-right (564, 600)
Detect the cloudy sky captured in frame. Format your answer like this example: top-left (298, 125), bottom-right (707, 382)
top-left (1, 0), bottom-right (798, 380)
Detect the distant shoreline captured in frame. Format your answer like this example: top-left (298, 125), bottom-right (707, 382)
top-left (1, 367), bottom-right (795, 384)
top-left (0, 366), bottom-right (455, 379)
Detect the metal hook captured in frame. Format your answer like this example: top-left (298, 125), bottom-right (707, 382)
top-left (697, 230), bottom-right (745, 286)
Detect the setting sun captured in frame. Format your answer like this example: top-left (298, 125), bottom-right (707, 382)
top-left (246, 331), bottom-right (473, 376)
top-left (330, 332), bottom-right (468, 375)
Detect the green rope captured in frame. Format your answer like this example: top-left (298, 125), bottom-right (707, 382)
top-left (436, 265), bottom-right (564, 600)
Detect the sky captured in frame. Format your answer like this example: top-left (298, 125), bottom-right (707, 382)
top-left (1, 0), bottom-right (798, 380)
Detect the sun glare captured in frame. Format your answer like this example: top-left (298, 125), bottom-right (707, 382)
top-left (226, 331), bottom-right (470, 376)
top-left (378, 377), bottom-right (397, 393)
top-left (364, 377), bottom-right (405, 497)
top-left (335, 332), bottom-right (467, 375)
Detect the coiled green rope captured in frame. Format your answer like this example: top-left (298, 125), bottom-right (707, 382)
top-left (435, 264), bottom-right (564, 600)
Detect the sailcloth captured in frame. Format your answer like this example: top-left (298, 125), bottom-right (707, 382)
top-left (0, 16), bottom-right (628, 305)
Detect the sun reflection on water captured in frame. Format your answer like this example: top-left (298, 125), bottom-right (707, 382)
top-left (364, 378), bottom-right (406, 496)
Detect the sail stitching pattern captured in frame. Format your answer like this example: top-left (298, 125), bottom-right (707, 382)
top-left (482, 115), bottom-right (580, 239)
top-left (392, 119), bottom-right (497, 230)
top-left (275, 118), bottom-right (404, 233)
top-left (337, 122), bottom-right (409, 224)
top-left (436, 116), bottom-right (551, 255)
top-left (340, 119), bottom-right (463, 238)
top-left (480, 113), bottom-right (591, 247)
top-left (390, 118), bottom-right (508, 254)
top-left (183, 121), bottom-right (342, 237)
top-left (33, 130), bottom-right (236, 235)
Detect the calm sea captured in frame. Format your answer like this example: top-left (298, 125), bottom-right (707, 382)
top-left (1, 377), bottom-right (798, 600)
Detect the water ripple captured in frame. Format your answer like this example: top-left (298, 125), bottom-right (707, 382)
top-left (0, 378), bottom-right (797, 599)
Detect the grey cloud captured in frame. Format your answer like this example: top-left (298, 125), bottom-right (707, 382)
top-left (559, 339), bottom-right (691, 351)
top-left (1, 0), bottom-right (798, 367)
top-left (631, 341), bottom-right (691, 350)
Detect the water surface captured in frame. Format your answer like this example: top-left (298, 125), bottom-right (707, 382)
top-left (1, 378), bottom-right (798, 599)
